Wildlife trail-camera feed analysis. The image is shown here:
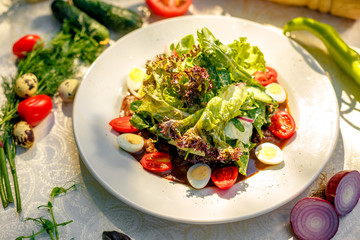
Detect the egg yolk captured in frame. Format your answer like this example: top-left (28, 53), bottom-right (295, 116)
top-left (125, 134), bottom-right (143, 144)
top-left (266, 83), bottom-right (282, 95)
top-left (258, 146), bottom-right (277, 160)
top-left (191, 165), bottom-right (210, 180)
top-left (129, 67), bottom-right (145, 83)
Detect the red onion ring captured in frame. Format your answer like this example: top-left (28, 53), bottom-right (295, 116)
top-left (237, 116), bottom-right (254, 123)
top-left (325, 170), bottom-right (360, 216)
top-left (290, 197), bottom-right (339, 240)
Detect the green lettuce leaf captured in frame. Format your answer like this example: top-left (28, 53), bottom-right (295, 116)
top-left (171, 34), bottom-right (195, 57)
top-left (197, 28), bottom-right (265, 88)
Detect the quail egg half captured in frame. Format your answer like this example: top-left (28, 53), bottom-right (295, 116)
top-left (265, 83), bottom-right (286, 103)
top-left (187, 163), bottom-right (211, 189)
top-left (255, 142), bottom-right (284, 165)
top-left (127, 67), bottom-right (146, 98)
top-left (117, 133), bottom-right (144, 153)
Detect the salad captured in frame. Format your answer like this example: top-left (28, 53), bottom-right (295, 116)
top-left (109, 28), bottom-right (296, 190)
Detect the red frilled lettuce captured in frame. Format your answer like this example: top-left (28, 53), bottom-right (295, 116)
top-left (130, 28), bottom-right (277, 175)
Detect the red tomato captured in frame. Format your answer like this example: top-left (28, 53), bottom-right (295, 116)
top-left (140, 152), bottom-right (172, 173)
top-left (109, 116), bottom-right (139, 133)
top-left (146, 0), bottom-right (192, 18)
top-left (252, 66), bottom-right (277, 86)
top-left (211, 166), bottom-right (238, 190)
top-left (12, 34), bottom-right (41, 58)
top-left (17, 94), bottom-right (53, 127)
top-left (268, 110), bottom-right (296, 139)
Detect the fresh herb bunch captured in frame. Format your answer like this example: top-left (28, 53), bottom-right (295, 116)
top-left (0, 20), bottom-right (105, 213)
top-left (16, 184), bottom-right (76, 240)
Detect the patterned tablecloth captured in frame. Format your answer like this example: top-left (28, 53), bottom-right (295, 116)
top-left (1, 0), bottom-right (359, 239)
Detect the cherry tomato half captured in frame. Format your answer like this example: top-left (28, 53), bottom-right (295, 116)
top-left (211, 166), bottom-right (238, 190)
top-left (268, 110), bottom-right (296, 139)
top-left (17, 94), bottom-right (53, 127)
top-left (12, 34), bottom-right (41, 58)
top-left (109, 116), bottom-right (139, 133)
top-left (146, 0), bottom-right (192, 18)
top-left (140, 152), bottom-right (172, 173)
top-left (252, 66), bottom-right (277, 86)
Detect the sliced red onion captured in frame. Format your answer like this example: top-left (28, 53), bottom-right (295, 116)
top-left (236, 82), bottom-right (246, 87)
top-left (290, 197), bottom-right (339, 240)
top-left (325, 170), bottom-right (360, 216)
top-left (237, 116), bottom-right (254, 123)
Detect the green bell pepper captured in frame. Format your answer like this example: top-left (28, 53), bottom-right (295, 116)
top-left (283, 17), bottom-right (360, 86)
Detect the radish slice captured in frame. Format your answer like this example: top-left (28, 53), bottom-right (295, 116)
top-left (290, 197), bottom-right (339, 240)
top-left (325, 170), bottom-right (360, 216)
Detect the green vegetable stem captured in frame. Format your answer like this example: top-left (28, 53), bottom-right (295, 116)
top-left (16, 184), bottom-right (76, 240)
top-left (283, 17), bottom-right (360, 86)
top-left (5, 137), bottom-right (21, 213)
top-left (0, 139), bottom-right (14, 208)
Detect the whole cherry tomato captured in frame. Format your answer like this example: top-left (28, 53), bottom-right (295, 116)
top-left (12, 34), bottom-right (42, 58)
top-left (17, 94), bottom-right (53, 127)
top-left (109, 116), bottom-right (139, 133)
top-left (252, 66), bottom-right (278, 86)
top-left (268, 110), bottom-right (296, 139)
top-left (140, 152), bottom-right (172, 173)
top-left (146, 0), bottom-right (192, 18)
top-left (211, 166), bottom-right (238, 190)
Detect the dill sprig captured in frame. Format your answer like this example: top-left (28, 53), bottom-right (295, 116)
top-left (0, 20), bottom-right (106, 213)
top-left (18, 20), bottom-right (104, 96)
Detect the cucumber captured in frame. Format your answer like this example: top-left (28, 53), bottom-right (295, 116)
top-left (72, 0), bottom-right (143, 33)
top-left (51, 0), bottom-right (110, 44)
top-left (245, 86), bottom-right (275, 104)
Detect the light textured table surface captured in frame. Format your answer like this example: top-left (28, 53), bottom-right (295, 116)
top-left (0, 0), bottom-right (359, 239)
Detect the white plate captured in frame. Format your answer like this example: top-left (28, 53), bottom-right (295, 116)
top-left (73, 16), bottom-right (339, 224)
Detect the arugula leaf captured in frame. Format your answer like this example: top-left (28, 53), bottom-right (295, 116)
top-left (231, 118), bottom-right (245, 132)
top-left (197, 27), bottom-right (265, 88)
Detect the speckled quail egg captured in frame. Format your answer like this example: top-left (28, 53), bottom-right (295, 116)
top-left (255, 142), bottom-right (283, 165)
top-left (127, 67), bottom-right (146, 98)
top-left (187, 163), bottom-right (211, 189)
top-left (265, 83), bottom-right (287, 103)
top-left (58, 79), bottom-right (79, 102)
top-left (15, 73), bottom-right (38, 98)
top-left (117, 133), bottom-right (144, 153)
top-left (13, 121), bottom-right (35, 148)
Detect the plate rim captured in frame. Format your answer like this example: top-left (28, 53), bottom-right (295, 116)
top-left (72, 15), bottom-right (340, 224)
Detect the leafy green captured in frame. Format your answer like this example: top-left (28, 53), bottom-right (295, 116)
top-left (231, 118), bottom-right (245, 132)
top-left (170, 34), bottom-right (195, 57)
top-left (16, 184), bottom-right (76, 240)
top-left (196, 28), bottom-right (265, 88)
top-left (0, 19), bottom-right (105, 212)
top-left (132, 28), bottom-right (277, 175)
top-left (228, 37), bottom-right (266, 76)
